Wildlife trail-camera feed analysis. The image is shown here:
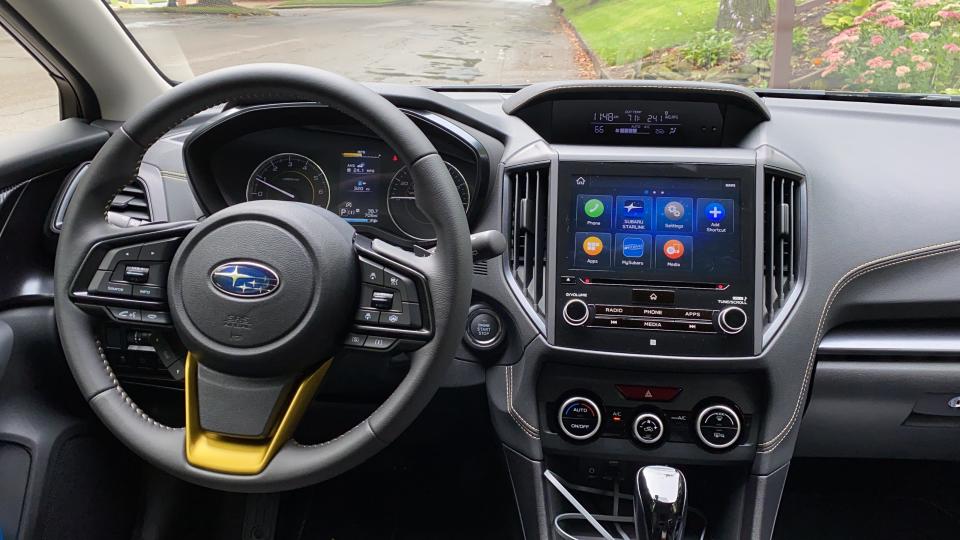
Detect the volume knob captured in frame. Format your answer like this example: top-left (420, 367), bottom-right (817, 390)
top-left (562, 299), bottom-right (590, 326)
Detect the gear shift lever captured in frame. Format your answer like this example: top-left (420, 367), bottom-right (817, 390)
top-left (633, 465), bottom-right (688, 540)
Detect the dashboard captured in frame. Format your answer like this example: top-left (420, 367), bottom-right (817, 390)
top-left (185, 104), bottom-right (487, 246)
top-left (111, 79), bottom-right (960, 540)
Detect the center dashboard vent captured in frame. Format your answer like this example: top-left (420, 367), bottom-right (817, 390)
top-left (107, 179), bottom-right (152, 228)
top-left (506, 164), bottom-right (550, 320)
top-left (762, 170), bottom-right (804, 326)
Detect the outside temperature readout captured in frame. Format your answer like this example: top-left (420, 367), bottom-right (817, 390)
top-left (552, 99), bottom-right (724, 146)
top-left (590, 108), bottom-right (681, 138)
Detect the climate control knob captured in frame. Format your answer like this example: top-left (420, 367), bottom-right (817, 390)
top-left (562, 299), bottom-right (590, 327)
top-left (632, 412), bottom-right (665, 445)
top-left (695, 404), bottom-right (742, 450)
top-left (557, 396), bottom-right (602, 440)
top-left (717, 306), bottom-right (748, 335)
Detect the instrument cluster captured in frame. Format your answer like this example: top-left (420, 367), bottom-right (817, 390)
top-left (191, 104), bottom-right (486, 245)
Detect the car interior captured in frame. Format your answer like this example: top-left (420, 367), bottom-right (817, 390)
top-left (2, 0), bottom-right (960, 539)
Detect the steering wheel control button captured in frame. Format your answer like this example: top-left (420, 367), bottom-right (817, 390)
top-left (562, 299), bottom-right (590, 326)
top-left (108, 307), bottom-right (141, 322)
top-left (370, 291), bottom-right (395, 310)
top-left (123, 264), bottom-right (150, 283)
top-left (381, 310), bottom-right (410, 327)
top-left (132, 285), bottom-right (164, 300)
top-left (360, 259), bottom-right (384, 285)
top-left (384, 268), bottom-right (419, 302)
top-left (557, 396), bottom-right (602, 441)
top-left (632, 413), bottom-right (665, 445)
top-left (356, 309), bottom-right (381, 324)
top-left (465, 308), bottom-right (503, 349)
top-left (717, 306), bottom-right (748, 335)
top-left (344, 333), bottom-right (367, 347)
top-left (90, 272), bottom-right (133, 297)
top-left (142, 311), bottom-right (171, 324)
top-left (616, 385), bottom-right (682, 402)
top-left (364, 336), bottom-right (396, 350)
top-left (696, 404), bottom-right (742, 450)
top-left (99, 245), bottom-right (141, 270)
top-left (139, 239), bottom-right (179, 261)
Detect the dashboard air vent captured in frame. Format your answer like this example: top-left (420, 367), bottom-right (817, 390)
top-left (762, 170), bottom-right (803, 326)
top-left (107, 179), bottom-right (151, 228)
top-left (506, 165), bottom-right (549, 319)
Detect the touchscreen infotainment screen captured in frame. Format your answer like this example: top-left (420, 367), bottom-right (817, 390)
top-left (567, 175), bottom-right (741, 279)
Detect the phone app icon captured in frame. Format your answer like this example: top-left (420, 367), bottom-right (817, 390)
top-left (577, 195), bottom-right (613, 229)
top-left (582, 235), bottom-right (604, 256)
top-left (663, 239), bottom-right (684, 260)
top-left (584, 198), bottom-right (605, 219)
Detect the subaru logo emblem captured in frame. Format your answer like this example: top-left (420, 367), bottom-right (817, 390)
top-left (210, 261), bottom-right (280, 298)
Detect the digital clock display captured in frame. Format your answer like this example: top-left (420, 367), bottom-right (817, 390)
top-left (552, 100), bottom-right (724, 146)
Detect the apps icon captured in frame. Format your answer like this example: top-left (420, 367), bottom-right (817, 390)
top-left (696, 198), bottom-right (735, 234)
top-left (615, 234), bottom-right (652, 269)
top-left (655, 197), bottom-right (693, 233)
top-left (582, 235), bottom-right (604, 256)
top-left (575, 232), bottom-right (611, 268)
top-left (615, 195), bottom-right (652, 232)
top-left (656, 235), bottom-right (692, 270)
top-left (577, 194), bottom-right (613, 229)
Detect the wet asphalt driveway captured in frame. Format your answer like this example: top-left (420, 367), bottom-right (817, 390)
top-left (122, 0), bottom-right (582, 85)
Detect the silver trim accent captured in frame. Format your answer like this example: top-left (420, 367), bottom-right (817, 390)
top-left (562, 299), bottom-right (590, 326)
top-left (695, 404), bottom-right (741, 450)
top-left (632, 413), bottom-right (665, 445)
top-left (557, 396), bottom-right (602, 440)
top-left (717, 306), bottom-right (747, 335)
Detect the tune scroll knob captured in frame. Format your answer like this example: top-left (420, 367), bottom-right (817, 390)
top-left (562, 299), bottom-right (590, 327)
top-left (717, 306), bottom-right (748, 335)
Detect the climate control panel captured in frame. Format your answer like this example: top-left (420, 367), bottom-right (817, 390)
top-left (550, 392), bottom-right (747, 452)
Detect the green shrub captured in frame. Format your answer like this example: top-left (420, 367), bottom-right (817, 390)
top-left (747, 29), bottom-right (811, 62)
top-left (822, 0), bottom-right (874, 30)
top-left (680, 29), bottom-right (734, 68)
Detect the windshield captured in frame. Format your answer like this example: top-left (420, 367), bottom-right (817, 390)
top-left (112, 0), bottom-right (960, 95)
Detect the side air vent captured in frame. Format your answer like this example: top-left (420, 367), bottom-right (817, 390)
top-left (762, 170), bottom-right (803, 326)
top-left (107, 179), bottom-right (152, 228)
top-left (506, 164), bottom-right (550, 320)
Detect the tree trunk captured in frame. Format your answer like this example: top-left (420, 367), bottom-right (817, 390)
top-left (716, 0), bottom-right (772, 31)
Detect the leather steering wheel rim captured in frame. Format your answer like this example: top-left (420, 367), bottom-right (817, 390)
top-left (53, 64), bottom-right (473, 492)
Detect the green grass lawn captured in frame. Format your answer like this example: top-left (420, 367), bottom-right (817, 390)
top-left (276, 0), bottom-right (402, 7)
top-left (557, 0), bottom-right (719, 66)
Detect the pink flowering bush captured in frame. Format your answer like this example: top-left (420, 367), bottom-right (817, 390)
top-left (818, 0), bottom-right (960, 92)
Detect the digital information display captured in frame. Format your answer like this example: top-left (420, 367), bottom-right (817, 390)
top-left (567, 175), bottom-right (741, 279)
top-left (335, 149), bottom-right (384, 225)
top-left (552, 100), bottom-right (724, 146)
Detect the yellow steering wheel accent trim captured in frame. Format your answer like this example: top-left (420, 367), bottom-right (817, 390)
top-left (184, 353), bottom-right (332, 475)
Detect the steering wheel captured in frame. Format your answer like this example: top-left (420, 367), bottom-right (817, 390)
top-left (53, 64), bottom-right (473, 492)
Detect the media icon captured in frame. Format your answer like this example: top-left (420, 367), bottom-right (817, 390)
top-left (663, 239), bottom-right (684, 260)
top-left (655, 235), bottom-right (692, 270)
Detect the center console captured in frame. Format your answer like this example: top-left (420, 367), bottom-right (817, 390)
top-left (553, 161), bottom-right (757, 357)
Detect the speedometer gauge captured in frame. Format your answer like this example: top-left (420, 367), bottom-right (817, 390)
top-left (246, 153), bottom-right (330, 208)
top-left (388, 161), bottom-right (470, 241)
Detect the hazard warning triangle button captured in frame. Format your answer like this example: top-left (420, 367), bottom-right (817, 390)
top-left (615, 385), bottom-right (682, 402)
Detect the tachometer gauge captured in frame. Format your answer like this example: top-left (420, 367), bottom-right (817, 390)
top-left (246, 153), bottom-right (330, 208)
top-left (388, 161), bottom-right (470, 241)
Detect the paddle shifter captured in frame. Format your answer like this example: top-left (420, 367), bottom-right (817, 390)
top-left (633, 465), bottom-right (688, 540)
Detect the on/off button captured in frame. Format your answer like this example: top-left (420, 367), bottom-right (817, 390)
top-left (632, 289), bottom-right (676, 306)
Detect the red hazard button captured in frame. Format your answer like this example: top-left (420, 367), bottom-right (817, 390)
top-left (615, 385), bottom-right (682, 402)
